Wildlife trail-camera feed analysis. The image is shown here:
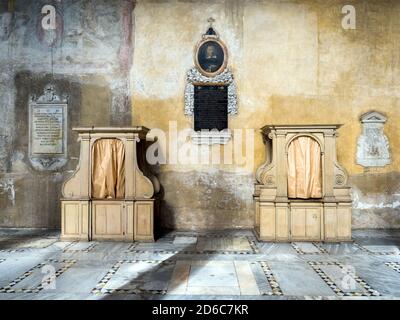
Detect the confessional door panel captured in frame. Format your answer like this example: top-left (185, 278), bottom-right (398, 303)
top-left (92, 201), bottom-right (126, 240)
top-left (290, 205), bottom-right (322, 241)
top-left (305, 208), bottom-right (321, 240)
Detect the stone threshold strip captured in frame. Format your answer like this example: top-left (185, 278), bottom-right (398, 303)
top-left (308, 261), bottom-right (381, 297)
top-left (92, 260), bottom-right (175, 295)
top-left (353, 243), bottom-right (400, 256)
top-left (62, 242), bottom-right (97, 253)
top-left (291, 242), bottom-right (329, 255)
top-left (385, 262), bottom-right (400, 274)
top-left (257, 261), bottom-right (284, 296)
top-left (0, 259), bottom-right (76, 293)
top-left (125, 236), bottom-right (260, 255)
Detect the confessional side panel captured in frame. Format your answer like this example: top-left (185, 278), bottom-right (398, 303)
top-left (276, 205), bottom-right (289, 240)
top-left (259, 204), bottom-right (276, 240)
top-left (134, 201), bottom-right (154, 242)
top-left (61, 200), bottom-right (89, 240)
top-left (126, 202), bottom-right (134, 240)
top-left (337, 205), bottom-right (352, 240)
top-left (324, 206), bottom-right (337, 241)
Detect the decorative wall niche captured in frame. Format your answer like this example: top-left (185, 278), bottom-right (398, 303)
top-left (356, 111), bottom-right (390, 168)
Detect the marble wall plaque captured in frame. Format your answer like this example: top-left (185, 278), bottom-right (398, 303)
top-left (29, 84), bottom-right (68, 171)
top-left (31, 105), bottom-right (64, 154)
top-left (356, 111), bottom-right (390, 167)
top-left (194, 85), bottom-right (228, 131)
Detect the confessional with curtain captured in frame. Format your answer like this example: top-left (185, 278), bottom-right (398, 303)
top-left (61, 127), bottom-right (159, 242)
top-left (254, 125), bottom-right (352, 242)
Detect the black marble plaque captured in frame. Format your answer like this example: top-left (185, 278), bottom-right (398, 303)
top-left (194, 85), bottom-right (228, 131)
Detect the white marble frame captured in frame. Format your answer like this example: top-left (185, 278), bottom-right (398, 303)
top-left (184, 68), bottom-right (237, 145)
top-left (356, 111), bottom-right (390, 168)
top-left (28, 84), bottom-right (68, 171)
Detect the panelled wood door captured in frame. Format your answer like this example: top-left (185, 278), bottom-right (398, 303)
top-left (290, 204), bottom-right (322, 241)
top-left (92, 201), bottom-right (126, 240)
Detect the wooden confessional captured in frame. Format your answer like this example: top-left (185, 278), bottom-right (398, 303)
top-left (61, 127), bottom-right (159, 242)
top-left (254, 125), bottom-right (352, 242)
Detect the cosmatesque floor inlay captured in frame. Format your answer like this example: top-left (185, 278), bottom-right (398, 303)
top-left (63, 242), bottom-right (97, 253)
top-left (291, 242), bottom-right (328, 255)
top-left (92, 260), bottom-right (175, 295)
top-left (125, 236), bottom-right (260, 255)
top-left (308, 261), bottom-right (381, 297)
top-left (385, 262), bottom-right (400, 274)
top-left (1, 229), bottom-right (400, 299)
top-left (257, 261), bottom-right (284, 296)
top-left (353, 243), bottom-right (400, 256)
top-left (0, 259), bottom-right (76, 293)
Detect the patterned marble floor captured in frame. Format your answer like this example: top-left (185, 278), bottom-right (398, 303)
top-left (0, 229), bottom-right (399, 300)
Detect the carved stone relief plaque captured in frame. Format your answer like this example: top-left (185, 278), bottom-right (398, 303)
top-left (356, 111), bottom-right (390, 167)
top-left (29, 84), bottom-right (68, 171)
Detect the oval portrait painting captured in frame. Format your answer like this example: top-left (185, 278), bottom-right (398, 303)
top-left (196, 39), bottom-right (227, 76)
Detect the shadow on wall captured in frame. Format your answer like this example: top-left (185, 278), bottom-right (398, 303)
top-left (0, 71), bottom-right (113, 228)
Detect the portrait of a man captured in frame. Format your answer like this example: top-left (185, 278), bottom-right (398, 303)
top-left (197, 40), bottom-right (225, 74)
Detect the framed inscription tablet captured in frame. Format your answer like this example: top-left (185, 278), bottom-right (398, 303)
top-left (194, 85), bottom-right (227, 131)
top-left (29, 84), bottom-right (68, 171)
top-left (185, 19), bottom-right (236, 144)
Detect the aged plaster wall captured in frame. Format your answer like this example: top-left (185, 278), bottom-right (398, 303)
top-left (1, 0), bottom-right (399, 230)
top-left (0, 0), bottom-right (134, 227)
top-left (132, 0), bottom-right (400, 229)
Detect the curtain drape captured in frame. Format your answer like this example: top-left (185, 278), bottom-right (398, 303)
top-left (287, 136), bottom-right (322, 199)
top-left (91, 139), bottom-right (125, 199)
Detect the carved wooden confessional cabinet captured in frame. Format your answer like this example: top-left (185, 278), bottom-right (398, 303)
top-left (254, 125), bottom-right (352, 242)
top-left (61, 127), bottom-right (159, 242)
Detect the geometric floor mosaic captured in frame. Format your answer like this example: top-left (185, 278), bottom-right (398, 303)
top-left (63, 242), bottom-right (97, 253)
top-left (308, 261), bottom-right (381, 297)
top-left (291, 242), bottom-right (328, 255)
top-left (0, 229), bottom-right (399, 299)
top-left (353, 243), bottom-right (400, 256)
top-left (0, 259), bottom-right (76, 293)
top-left (91, 259), bottom-right (284, 296)
top-left (126, 236), bottom-right (260, 255)
top-left (385, 262), bottom-right (400, 274)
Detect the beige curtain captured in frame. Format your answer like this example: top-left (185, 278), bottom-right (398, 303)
top-left (91, 139), bottom-right (125, 199)
top-left (287, 136), bottom-right (322, 199)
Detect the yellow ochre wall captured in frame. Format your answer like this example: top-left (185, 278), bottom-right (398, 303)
top-left (132, 0), bottom-right (400, 229)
